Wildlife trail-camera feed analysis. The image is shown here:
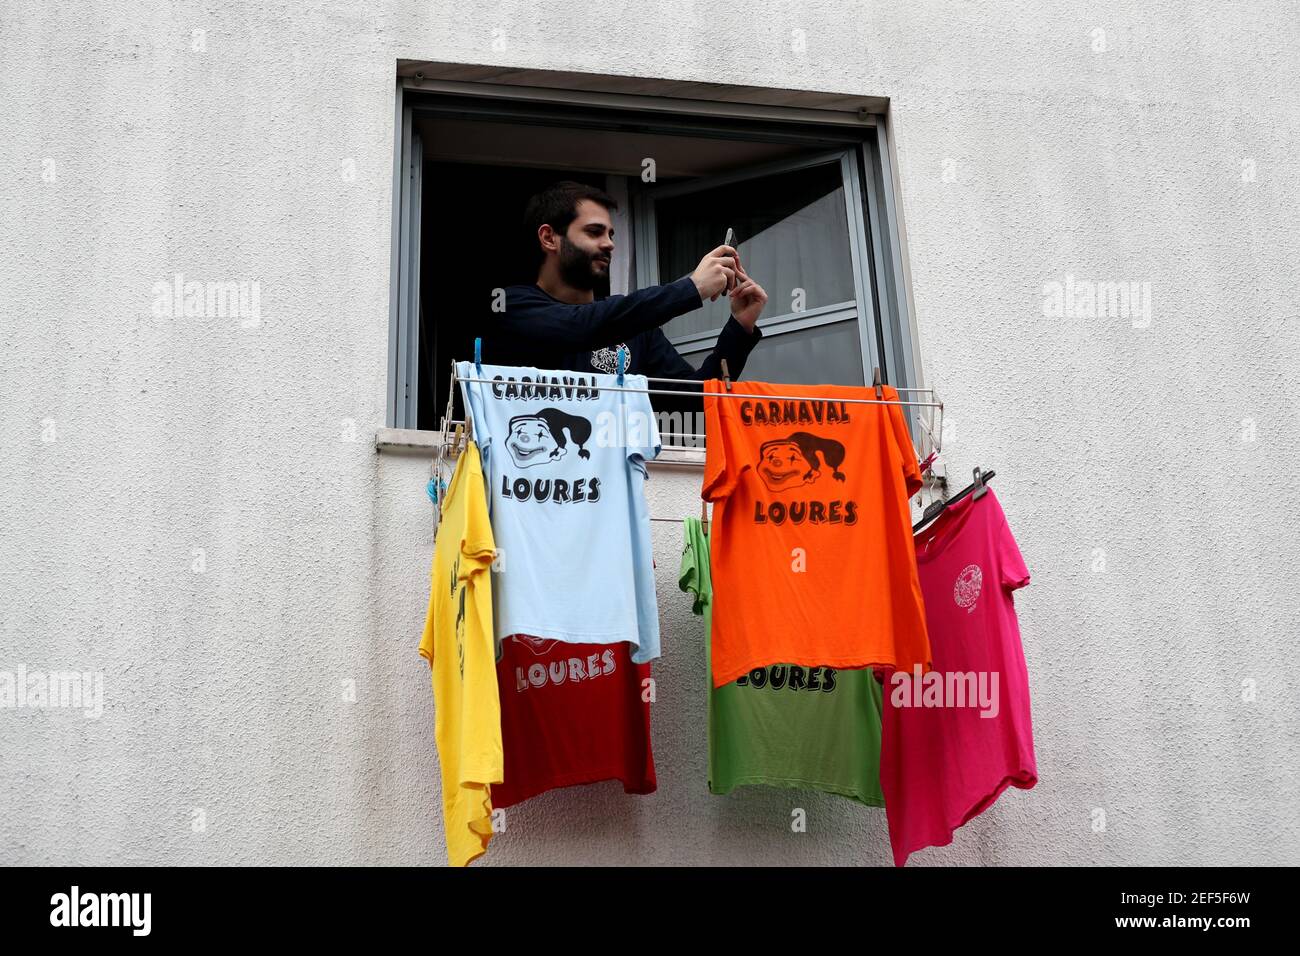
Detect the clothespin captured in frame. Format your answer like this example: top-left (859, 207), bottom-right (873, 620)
top-left (441, 360), bottom-right (457, 450)
top-left (453, 422), bottom-right (464, 453)
top-left (474, 337), bottom-right (482, 376)
top-left (720, 359), bottom-right (733, 391)
top-left (617, 345), bottom-right (627, 386)
top-left (872, 367), bottom-right (882, 400)
top-left (972, 466), bottom-right (989, 500)
top-left (701, 499), bottom-right (709, 536)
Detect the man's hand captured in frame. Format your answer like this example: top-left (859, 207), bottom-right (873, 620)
top-left (728, 253), bottom-right (767, 332)
top-left (690, 245), bottom-right (738, 302)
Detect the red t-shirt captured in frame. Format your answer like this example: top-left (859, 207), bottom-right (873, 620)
top-left (492, 635), bottom-right (656, 808)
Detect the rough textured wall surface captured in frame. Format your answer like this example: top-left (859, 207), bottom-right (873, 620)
top-left (2, 2), bottom-right (1297, 865)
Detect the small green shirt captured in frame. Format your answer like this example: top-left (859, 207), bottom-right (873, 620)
top-left (678, 516), bottom-right (884, 806)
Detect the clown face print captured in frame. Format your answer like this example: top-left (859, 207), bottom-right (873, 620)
top-left (505, 408), bottom-right (593, 468)
top-left (758, 441), bottom-right (808, 491)
top-left (507, 417), bottom-right (554, 467)
top-left (756, 431), bottom-right (847, 493)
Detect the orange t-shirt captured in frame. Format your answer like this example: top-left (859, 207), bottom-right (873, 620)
top-left (702, 378), bottom-right (931, 687)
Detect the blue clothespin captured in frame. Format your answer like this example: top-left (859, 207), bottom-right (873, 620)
top-left (616, 345), bottom-right (627, 386)
top-left (428, 474), bottom-right (448, 502)
top-left (474, 337), bottom-right (482, 376)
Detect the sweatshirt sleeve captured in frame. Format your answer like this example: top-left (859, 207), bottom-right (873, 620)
top-left (491, 276), bottom-right (703, 351)
top-left (638, 315), bottom-right (764, 419)
top-left (638, 315), bottom-right (764, 382)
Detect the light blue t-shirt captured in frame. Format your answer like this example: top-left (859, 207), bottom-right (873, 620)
top-left (458, 361), bottom-right (662, 663)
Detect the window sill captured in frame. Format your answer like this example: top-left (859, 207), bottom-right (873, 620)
top-left (651, 445), bottom-right (706, 468)
top-left (375, 427), bottom-right (440, 453)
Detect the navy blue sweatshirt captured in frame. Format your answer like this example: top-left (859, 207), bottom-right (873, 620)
top-left (478, 276), bottom-right (763, 416)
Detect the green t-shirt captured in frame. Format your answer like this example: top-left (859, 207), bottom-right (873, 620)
top-left (678, 516), bottom-right (884, 807)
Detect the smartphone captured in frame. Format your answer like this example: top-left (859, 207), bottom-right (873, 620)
top-left (722, 227), bottom-right (736, 295)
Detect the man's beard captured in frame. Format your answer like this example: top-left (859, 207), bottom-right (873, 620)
top-left (557, 236), bottom-right (608, 291)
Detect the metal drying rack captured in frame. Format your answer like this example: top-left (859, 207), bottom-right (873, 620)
top-left (438, 345), bottom-right (943, 448)
top-left (431, 342), bottom-right (949, 530)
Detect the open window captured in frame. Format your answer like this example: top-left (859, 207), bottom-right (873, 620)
top-left (636, 149), bottom-right (876, 386)
top-left (388, 65), bottom-right (921, 442)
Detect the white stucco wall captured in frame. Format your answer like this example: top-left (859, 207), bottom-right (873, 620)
top-left (2, 2), bottom-right (1297, 866)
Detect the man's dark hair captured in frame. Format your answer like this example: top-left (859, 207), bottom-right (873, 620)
top-left (523, 181), bottom-right (619, 264)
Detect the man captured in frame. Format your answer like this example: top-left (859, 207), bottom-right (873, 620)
top-left (479, 181), bottom-right (767, 415)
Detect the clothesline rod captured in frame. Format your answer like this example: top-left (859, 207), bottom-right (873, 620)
top-left (435, 424), bottom-right (919, 445)
top-left (434, 422), bottom-right (704, 441)
top-left (641, 375), bottom-right (935, 394)
top-left (452, 372), bottom-right (943, 409)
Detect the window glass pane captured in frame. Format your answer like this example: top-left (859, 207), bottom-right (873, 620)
top-left (683, 319), bottom-right (864, 387)
top-left (655, 161), bottom-right (854, 339)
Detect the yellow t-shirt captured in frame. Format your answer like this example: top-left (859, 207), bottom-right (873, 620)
top-left (419, 441), bottom-right (503, 866)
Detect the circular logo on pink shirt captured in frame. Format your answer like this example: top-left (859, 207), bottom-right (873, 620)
top-left (953, 564), bottom-right (983, 612)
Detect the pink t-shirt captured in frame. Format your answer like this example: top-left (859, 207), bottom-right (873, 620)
top-left (878, 486), bottom-right (1037, 866)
